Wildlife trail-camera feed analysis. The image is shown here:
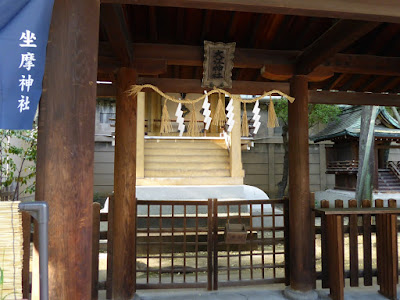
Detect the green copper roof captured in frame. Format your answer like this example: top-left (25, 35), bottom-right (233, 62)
top-left (311, 106), bottom-right (400, 143)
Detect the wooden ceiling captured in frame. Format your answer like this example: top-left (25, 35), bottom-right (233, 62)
top-left (97, 2), bottom-right (400, 100)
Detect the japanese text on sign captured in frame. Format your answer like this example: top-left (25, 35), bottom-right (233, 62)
top-left (17, 30), bottom-right (37, 113)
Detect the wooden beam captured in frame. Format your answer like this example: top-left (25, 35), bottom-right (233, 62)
top-left (34, 0), bottom-right (99, 298)
top-left (382, 77), bottom-right (400, 92)
top-left (287, 75), bottom-right (314, 293)
top-left (261, 64), bottom-right (333, 82)
top-left (133, 58), bottom-right (167, 75)
top-left (99, 43), bottom-right (297, 68)
top-left (309, 90), bottom-right (400, 106)
top-left (296, 20), bottom-right (379, 75)
top-left (339, 74), bottom-right (362, 91)
top-left (148, 6), bottom-right (158, 42)
top-left (262, 54), bottom-right (400, 82)
top-left (113, 68), bottom-right (138, 299)
top-left (329, 73), bottom-right (348, 90)
top-left (97, 84), bottom-right (116, 97)
top-left (98, 78), bottom-right (400, 106)
top-left (100, 0), bottom-right (400, 23)
top-left (200, 10), bottom-right (212, 41)
top-left (99, 43), bottom-right (400, 77)
top-left (98, 56), bottom-right (167, 75)
top-left (97, 78), bottom-right (290, 96)
top-left (323, 54), bottom-right (400, 76)
top-left (101, 4), bottom-right (134, 66)
top-left (138, 77), bottom-right (290, 94)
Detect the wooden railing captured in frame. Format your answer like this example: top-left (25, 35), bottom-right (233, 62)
top-left (388, 160), bottom-right (400, 180)
top-left (315, 199), bottom-right (400, 300)
top-left (93, 197), bottom-right (289, 298)
top-left (91, 196), bottom-right (400, 299)
top-left (326, 160), bottom-right (359, 174)
top-left (20, 196), bottom-right (400, 299)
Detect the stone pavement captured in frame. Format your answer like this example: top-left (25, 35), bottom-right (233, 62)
top-left (130, 285), bottom-right (395, 300)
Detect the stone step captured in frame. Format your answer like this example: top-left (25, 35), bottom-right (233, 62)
top-left (379, 176), bottom-right (399, 180)
top-left (137, 177), bottom-right (244, 186)
top-left (379, 181), bottom-right (399, 185)
top-left (378, 169), bottom-right (400, 191)
top-left (145, 169), bottom-right (231, 178)
top-left (145, 154), bottom-right (229, 163)
top-left (145, 140), bottom-right (227, 150)
top-left (145, 148), bottom-right (228, 156)
top-left (145, 162), bottom-right (230, 170)
top-left (379, 175), bottom-right (399, 180)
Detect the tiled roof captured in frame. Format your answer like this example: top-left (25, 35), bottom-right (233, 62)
top-left (311, 106), bottom-right (400, 143)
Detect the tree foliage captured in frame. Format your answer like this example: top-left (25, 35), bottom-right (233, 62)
top-left (0, 126), bottom-right (37, 199)
top-left (274, 99), bottom-right (341, 197)
top-left (275, 100), bottom-right (342, 128)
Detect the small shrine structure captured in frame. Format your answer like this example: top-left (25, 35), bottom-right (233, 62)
top-left (312, 106), bottom-right (400, 191)
top-left (17, 1), bottom-right (400, 299)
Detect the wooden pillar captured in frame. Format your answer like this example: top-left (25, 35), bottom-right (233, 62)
top-left (112, 67), bottom-right (137, 299)
top-left (145, 92), bottom-right (152, 134)
top-left (34, 0), bottom-right (99, 299)
top-left (137, 92), bottom-right (145, 178)
top-left (327, 215), bottom-right (344, 300)
top-left (288, 76), bottom-right (314, 293)
top-left (319, 144), bottom-right (327, 190)
top-left (150, 92), bottom-right (161, 134)
top-left (22, 212), bottom-right (31, 300)
top-left (209, 94), bottom-right (219, 134)
top-left (268, 143), bottom-right (275, 196)
top-left (230, 98), bottom-right (243, 178)
top-left (92, 203), bottom-right (101, 300)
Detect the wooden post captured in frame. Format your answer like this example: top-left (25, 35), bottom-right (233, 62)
top-left (33, 0), bottom-right (99, 298)
top-left (268, 143), bottom-right (275, 195)
top-left (287, 76), bottom-right (315, 293)
top-left (207, 199), bottom-right (213, 291)
top-left (92, 203), bottom-right (101, 300)
top-left (283, 197), bottom-right (290, 286)
top-left (362, 200), bottom-right (373, 286)
top-left (319, 144), bottom-right (327, 190)
top-left (230, 98), bottom-right (243, 179)
top-left (112, 67), bottom-right (138, 299)
top-left (145, 93), bottom-right (152, 134)
top-left (376, 200), bottom-right (398, 299)
top-left (327, 215), bottom-right (344, 300)
top-left (150, 92), bottom-right (161, 134)
top-left (348, 199), bottom-right (359, 287)
top-left (209, 94), bottom-right (219, 134)
top-left (137, 92), bottom-right (145, 178)
top-left (106, 194), bottom-right (114, 299)
top-left (22, 212), bottom-right (31, 300)
top-left (320, 200), bottom-right (330, 288)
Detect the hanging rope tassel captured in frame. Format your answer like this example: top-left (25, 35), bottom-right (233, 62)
top-left (127, 84), bottom-right (295, 105)
top-left (127, 85), bottom-right (144, 97)
top-left (267, 95), bottom-right (279, 128)
top-left (160, 100), bottom-right (173, 135)
top-left (241, 103), bottom-right (249, 137)
top-left (212, 93), bottom-right (226, 128)
top-left (188, 102), bottom-right (200, 136)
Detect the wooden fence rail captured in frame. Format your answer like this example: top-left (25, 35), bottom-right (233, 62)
top-left (20, 196), bottom-right (400, 300)
top-left (95, 198), bottom-right (289, 298)
top-left (315, 199), bottom-right (400, 300)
